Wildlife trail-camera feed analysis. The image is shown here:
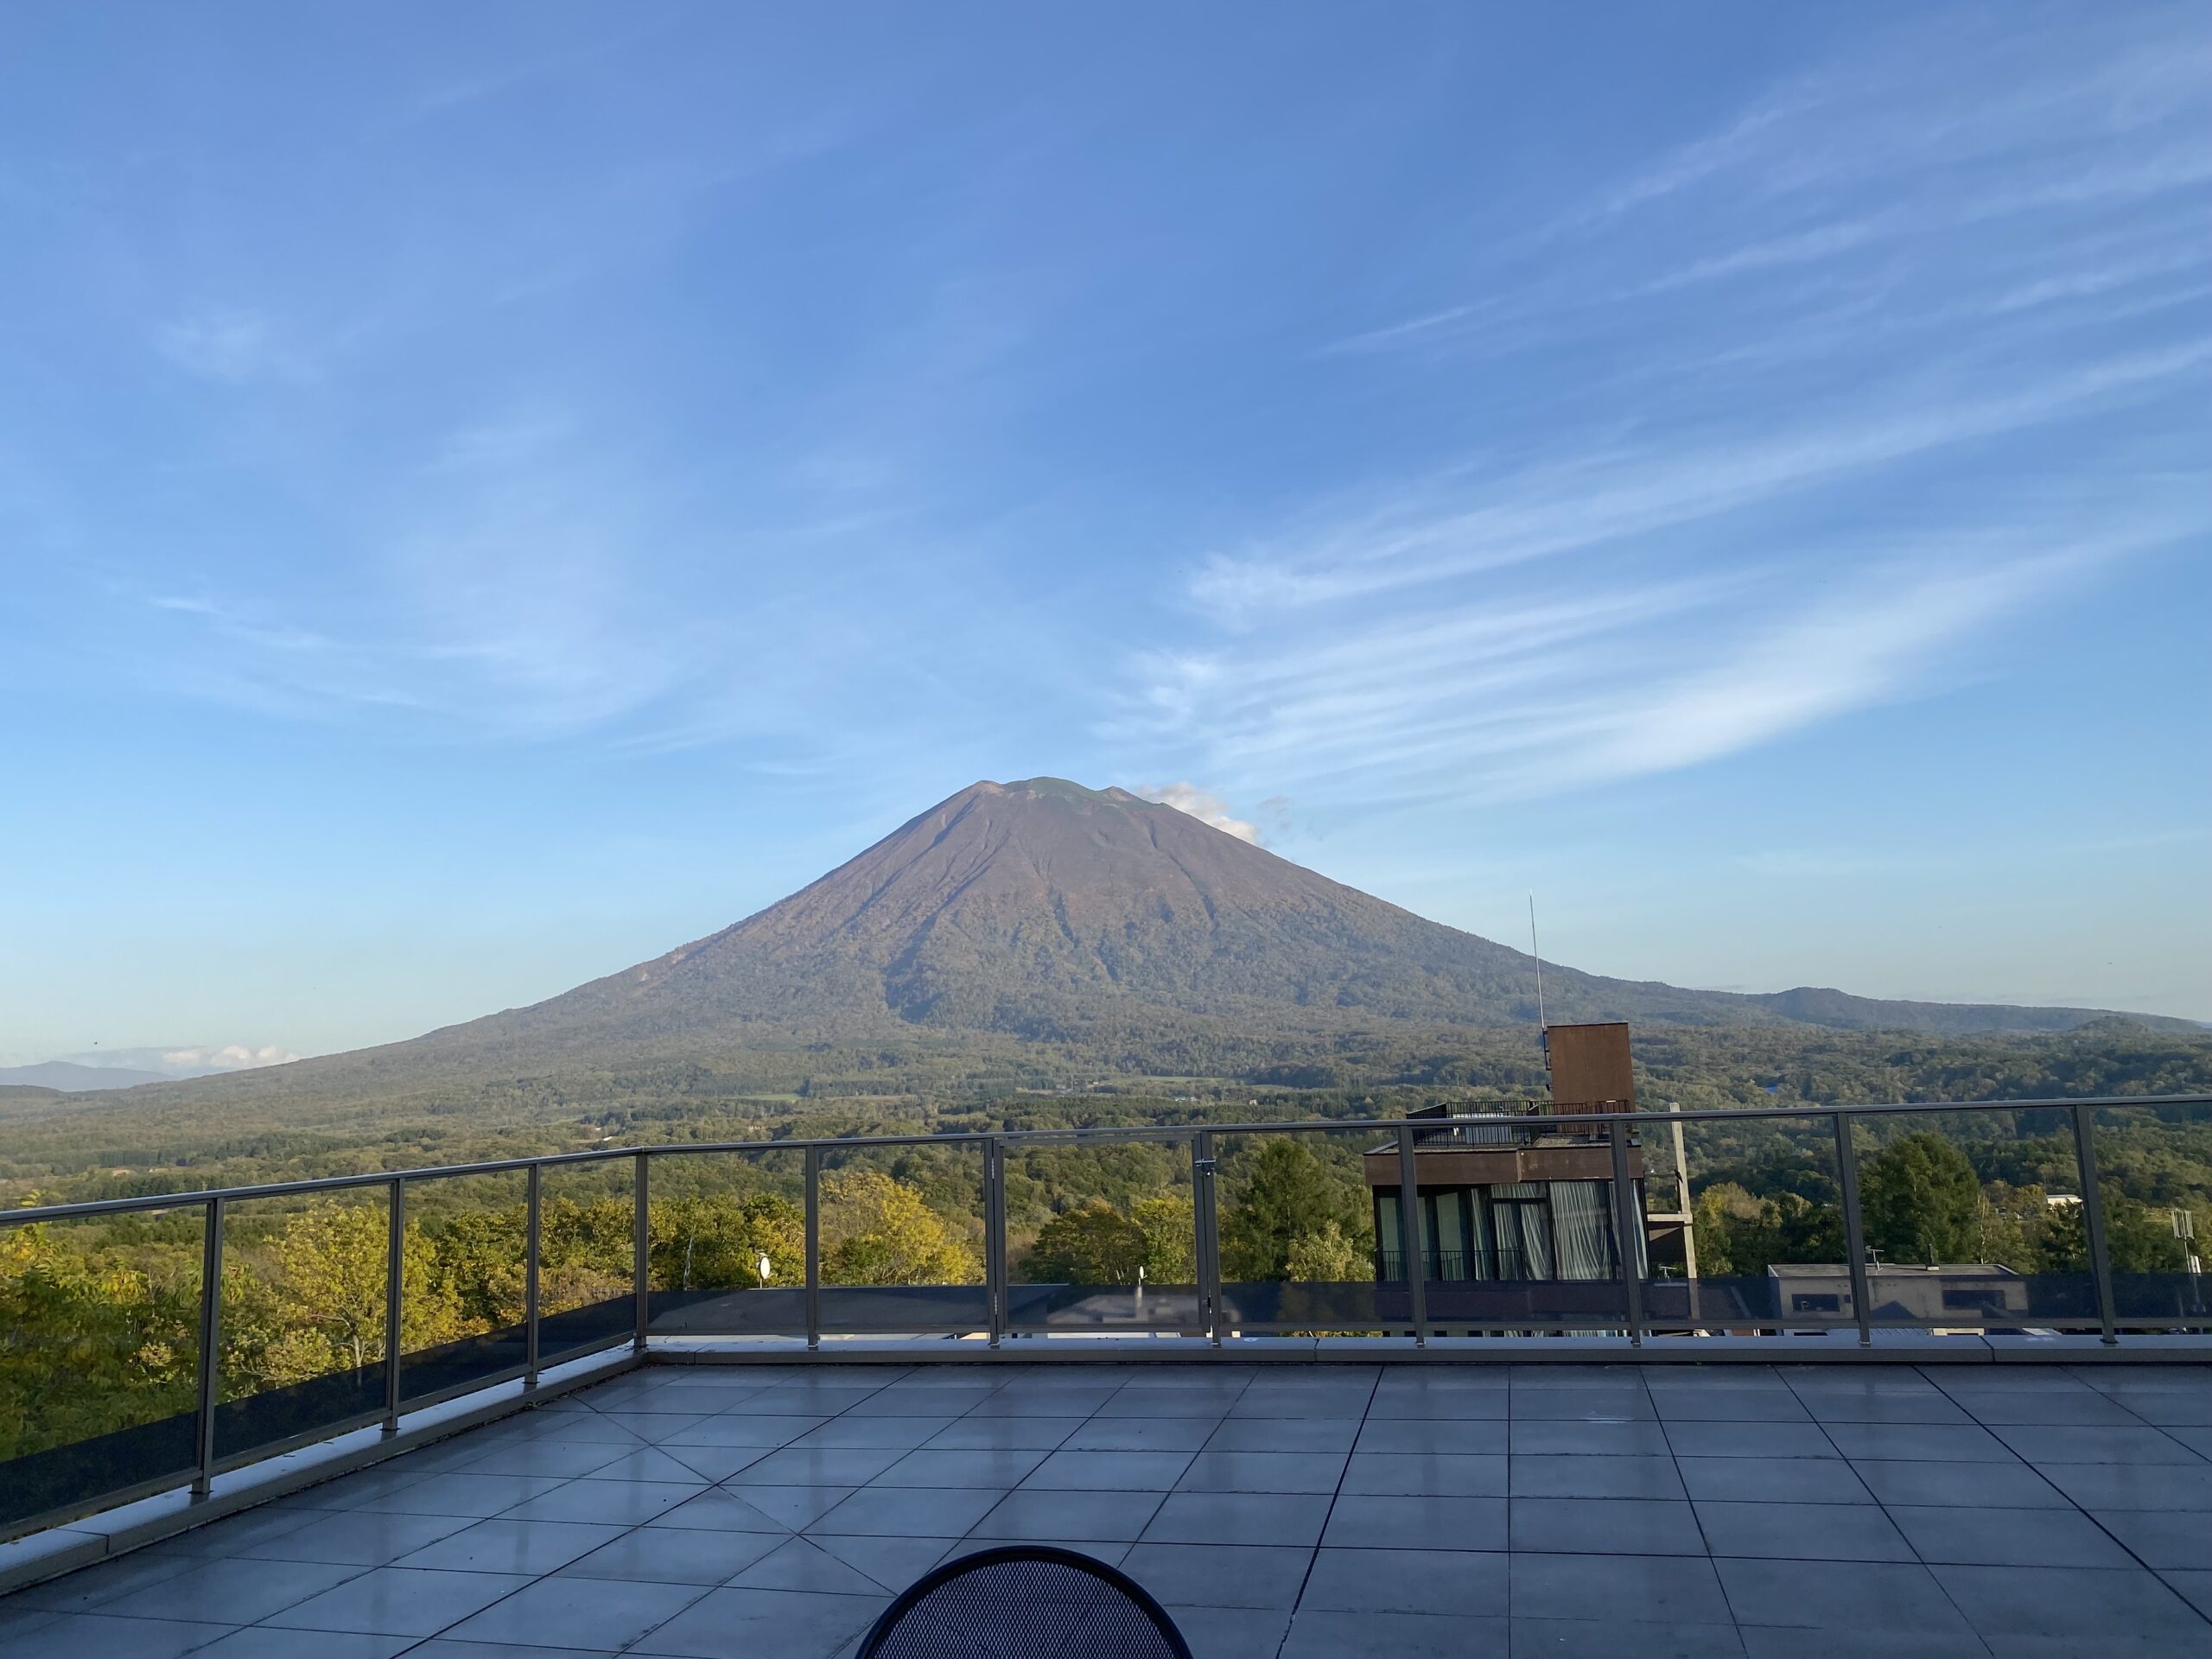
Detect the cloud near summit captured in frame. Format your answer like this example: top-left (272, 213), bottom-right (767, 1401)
top-left (1138, 783), bottom-right (1263, 844)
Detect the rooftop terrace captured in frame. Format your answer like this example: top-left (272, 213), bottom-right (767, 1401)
top-left (3, 1095), bottom-right (2209, 1654)
top-left (3, 1357), bottom-right (2209, 1657)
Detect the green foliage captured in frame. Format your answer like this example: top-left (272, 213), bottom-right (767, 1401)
top-left (0, 1221), bottom-right (198, 1461)
top-left (226, 1205), bottom-right (461, 1384)
top-left (2040, 1196), bottom-right (2185, 1275)
top-left (1026, 1202), bottom-right (1147, 1285)
top-left (1131, 1196), bottom-right (1196, 1283)
top-left (1690, 1183), bottom-right (1844, 1277)
top-left (0, 1166), bottom-right (986, 1465)
top-left (821, 1169), bottom-right (980, 1286)
top-left (1285, 1220), bottom-right (1366, 1283)
top-left (651, 1195), bottom-right (803, 1292)
top-left (1219, 1140), bottom-right (1365, 1283)
top-left (1860, 1134), bottom-right (1982, 1266)
top-left (1014, 1192), bottom-right (1197, 1287)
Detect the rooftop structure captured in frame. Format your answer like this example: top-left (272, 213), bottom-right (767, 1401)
top-left (1770, 1262), bottom-right (2030, 1329)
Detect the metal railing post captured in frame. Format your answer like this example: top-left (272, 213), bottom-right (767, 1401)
top-left (1606, 1118), bottom-right (1643, 1347)
top-left (1396, 1126), bottom-right (1428, 1347)
top-left (192, 1197), bottom-right (224, 1497)
top-left (632, 1152), bottom-right (651, 1353)
top-left (2072, 1102), bottom-right (2120, 1346)
top-left (384, 1178), bottom-right (405, 1430)
top-left (1193, 1133), bottom-right (1222, 1345)
top-left (1832, 1112), bottom-right (1873, 1348)
top-left (984, 1138), bottom-right (1007, 1348)
top-left (804, 1146), bottom-right (822, 1351)
top-left (524, 1163), bottom-right (541, 1387)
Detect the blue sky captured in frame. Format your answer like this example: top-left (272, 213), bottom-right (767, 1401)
top-left (3, 2), bottom-right (2208, 1064)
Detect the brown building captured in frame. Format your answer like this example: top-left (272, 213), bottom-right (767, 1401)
top-left (1362, 1024), bottom-right (1686, 1312)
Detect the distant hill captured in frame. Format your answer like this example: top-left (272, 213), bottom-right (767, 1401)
top-left (0, 1061), bottom-right (170, 1091)
top-left (122, 777), bottom-right (2188, 1116)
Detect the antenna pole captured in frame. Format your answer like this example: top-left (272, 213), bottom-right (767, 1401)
top-left (1529, 893), bottom-right (1546, 1027)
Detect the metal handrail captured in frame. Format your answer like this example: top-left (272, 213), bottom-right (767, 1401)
top-left (7, 1093), bottom-right (2202, 1226)
top-left (3, 1091), bottom-right (2208, 1546)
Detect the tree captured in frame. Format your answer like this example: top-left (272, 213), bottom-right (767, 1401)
top-left (2039, 1195), bottom-right (2182, 1274)
top-left (0, 1221), bottom-right (199, 1459)
top-left (1130, 1196), bottom-right (1196, 1284)
top-left (1859, 1133), bottom-right (1980, 1265)
top-left (821, 1170), bottom-right (980, 1286)
top-left (1691, 1182), bottom-right (1843, 1276)
top-left (244, 1204), bottom-right (465, 1382)
top-left (424, 1208), bottom-right (528, 1330)
top-left (1219, 1141), bottom-right (1362, 1282)
top-left (1025, 1202), bottom-right (1147, 1285)
top-left (650, 1194), bottom-right (804, 1293)
top-left (539, 1197), bottom-right (636, 1318)
top-left (1285, 1221), bottom-right (1365, 1283)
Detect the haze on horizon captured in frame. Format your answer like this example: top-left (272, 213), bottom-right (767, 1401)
top-left (2, 3), bottom-right (2207, 1067)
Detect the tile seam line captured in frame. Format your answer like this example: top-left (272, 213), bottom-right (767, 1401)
top-left (1910, 1364), bottom-right (2047, 1653)
top-left (1653, 1368), bottom-right (1741, 1640)
top-left (1278, 1363), bottom-right (1379, 1655)
top-left (384, 1374), bottom-right (831, 1659)
top-left (619, 1363), bottom-right (910, 1653)
top-left (955, 1363), bottom-right (1175, 1559)
top-left (103, 1552), bottom-right (388, 1633)
top-left (1925, 1357), bottom-right (2191, 1568)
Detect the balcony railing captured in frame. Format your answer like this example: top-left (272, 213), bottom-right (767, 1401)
top-left (3, 1093), bottom-right (2207, 1544)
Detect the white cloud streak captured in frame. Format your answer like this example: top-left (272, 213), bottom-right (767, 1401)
top-left (1138, 783), bottom-right (1263, 843)
top-left (1135, 11), bottom-right (2212, 810)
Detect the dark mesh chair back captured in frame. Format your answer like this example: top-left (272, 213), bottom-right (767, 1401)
top-left (855, 1545), bottom-right (1194, 1659)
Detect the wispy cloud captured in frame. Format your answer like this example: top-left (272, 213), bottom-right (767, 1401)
top-left (1137, 782), bottom-right (1263, 843)
top-left (1135, 10), bottom-right (2212, 810)
top-left (155, 310), bottom-right (319, 384)
top-left (1133, 524), bottom-right (2181, 809)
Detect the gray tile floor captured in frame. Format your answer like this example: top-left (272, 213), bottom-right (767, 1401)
top-left (3, 1361), bottom-right (2209, 1658)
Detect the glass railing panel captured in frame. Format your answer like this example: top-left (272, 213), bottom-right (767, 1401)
top-left (214, 1188), bottom-right (390, 1463)
top-left (1665, 1106), bottom-right (1847, 1333)
top-left (2090, 1100), bottom-right (2211, 1332)
top-left (1830, 1103), bottom-right (2097, 1332)
top-left (0, 1200), bottom-right (205, 1534)
top-left (645, 1147), bottom-right (807, 1338)
top-left (1005, 1135), bottom-right (1198, 1335)
top-left (818, 1138), bottom-right (988, 1336)
top-left (398, 1170), bottom-right (529, 1404)
top-left (537, 1157), bottom-right (636, 1361)
top-left (1215, 1124), bottom-right (1387, 1334)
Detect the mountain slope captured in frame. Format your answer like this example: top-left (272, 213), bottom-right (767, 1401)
top-left (115, 777), bottom-right (2189, 1113)
top-left (284, 780), bottom-right (2192, 1081)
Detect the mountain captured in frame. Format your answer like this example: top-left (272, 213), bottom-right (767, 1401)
top-left (0, 1061), bottom-right (172, 1091)
top-left (142, 777), bottom-right (2188, 1114)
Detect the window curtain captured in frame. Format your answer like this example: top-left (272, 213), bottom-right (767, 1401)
top-left (1429, 1190), bottom-right (1471, 1281)
top-left (1491, 1185), bottom-right (1553, 1281)
top-left (1465, 1188), bottom-right (1495, 1281)
top-left (1551, 1180), bottom-right (1616, 1281)
top-left (1624, 1181), bottom-right (1649, 1278)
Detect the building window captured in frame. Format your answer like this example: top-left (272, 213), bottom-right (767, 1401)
top-left (1941, 1286), bottom-right (2006, 1313)
top-left (1791, 1293), bottom-right (1842, 1313)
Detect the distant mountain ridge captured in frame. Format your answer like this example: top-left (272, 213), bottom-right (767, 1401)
top-left (0, 1061), bottom-right (171, 1091)
top-left (136, 776), bottom-right (2188, 1114)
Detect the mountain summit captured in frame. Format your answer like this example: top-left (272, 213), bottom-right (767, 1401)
top-left (387, 777), bottom-right (2164, 1071)
top-left (156, 777), bottom-right (2183, 1109)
